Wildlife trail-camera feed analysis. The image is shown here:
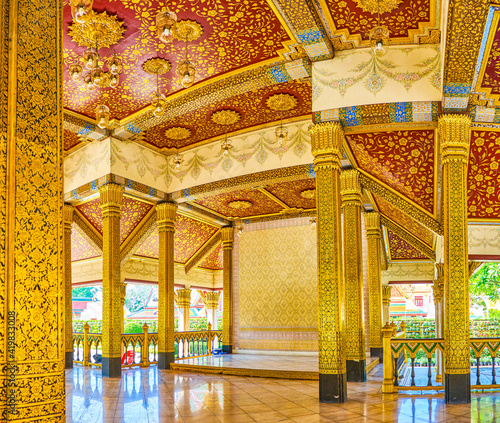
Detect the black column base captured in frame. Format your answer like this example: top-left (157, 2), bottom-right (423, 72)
top-left (347, 359), bottom-right (366, 382)
top-left (158, 352), bottom-right (175, 369)
top-left (371, 347), bottom-right (383, 363)
top-left (319, 373), bottom-right (347, 403)
top-left (65, 352), bottom-right (73, 369)
top-left (102, 357), bottom-right (121, 378)
top-left (222, 344), bottom-right (232, 354)
top-left (445, 373), bottom-right (471, 404)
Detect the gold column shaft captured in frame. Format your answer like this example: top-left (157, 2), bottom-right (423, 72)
top-left (311, 122), bottom-right (346, 376)
top-left (157, 202), bottom-right (177, 368)
top-left (100, 183), bottom-right (124, 377)
top-left (365, 212), bottom-right (383, 350)
top-left (64, 204), bottom-right (74, 369)
top-left (221, 227), bottom-right (234, 352)
top-left (340, 169), bottom-right (365, 362)
top-left (1, 0), bottom-right (65, 419)
top-left (440, 115), bottom-right (471, 377)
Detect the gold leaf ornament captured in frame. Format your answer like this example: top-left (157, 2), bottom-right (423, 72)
top-left (164, 127), bottom-right (192, 140)
top-left (142, 58), bottom-right (171, 75)
top-left (353, 0), bottom-right (402, 14)
top-left (211, 109), bottom-right (241, 126)
top-left (227, 200), bottom-right (253, 210)
top-left (69, 10), bottom-right (125, 49)
top-left (266, 93), bottom-right (298, 111)
top-left (300, 189), bottom-right (316, 199)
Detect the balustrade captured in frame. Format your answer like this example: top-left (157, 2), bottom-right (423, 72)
top-left (174, 323), bottom-right (222, 360)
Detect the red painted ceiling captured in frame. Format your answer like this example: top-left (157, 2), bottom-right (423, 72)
top-left (265, 178), bottom-right (316, 210)
top-left (71, 226), bottom-right (100, 261)
top-left (199, 244), bottom-right (223, 270)
top-left (387, 228), bottom-right (429, 261)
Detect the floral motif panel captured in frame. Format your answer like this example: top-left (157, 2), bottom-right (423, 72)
top-left (387, 229), bottom-right (428, 260)
top-left (198, 244), bottom-right (223, 270)
top-left (71, 227), bottom-right (100, 261)
top-left (265, 178), bottom-right (316, 209)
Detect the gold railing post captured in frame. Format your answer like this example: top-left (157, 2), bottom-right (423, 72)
top-left (83, 323), bottom-right (90, 366)
top-left (400, 321), bottom-right (406, 337)
top-left (142, 323), bottom-right (150, 367)
top-left (207, 322), bottom-right (213, 356)
top-left (382, 324), bottom-right (394, 394)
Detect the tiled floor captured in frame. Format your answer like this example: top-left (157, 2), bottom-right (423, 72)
top-left (67, 364), bottom-right (500, 422)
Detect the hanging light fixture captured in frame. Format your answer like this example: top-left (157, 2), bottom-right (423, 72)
top-left (173, 150), bottom-right (183, 170)
top-left (142, 58), bottom-right (171, 118)
top-left (69, 0), bottom-right (93, 24)
top-left (221, 134), bottom-right (232, 158)
top-left (369, 1), bottom-right (390, 57)
top-left (235, 219), bottom-right (244, 237)
top-left (152, 73), bottom-right (167, 117)
top-left (275, 117), bottom-right (288, 147)
top-left (178, 34), bottom-right (196, 88)
top-left (95, 104), bottom-right (110, 129)
top-left (156, 8), bottom-right (178, 44)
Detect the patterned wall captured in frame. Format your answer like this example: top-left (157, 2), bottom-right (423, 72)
top-left (236, 218), bottom-right (318, 351)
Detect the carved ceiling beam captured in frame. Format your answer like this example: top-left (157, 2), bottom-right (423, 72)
top-left (120, 208), bottom-right (157, 267)
top-left (380, 215), bottom-right (436, 262)
top-left (176, 202), bottom-right (230, 227)
top-left (73, 208), bottom-right (103, 253)
top-left (184, 231), bottom-right (222, 275)
top-left (257, 187), bottom-right (290, 210)
top-left (358, 172), bottom-right (443, 236)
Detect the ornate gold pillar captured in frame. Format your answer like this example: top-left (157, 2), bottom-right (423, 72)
top-left (382, 285), bottom-right (392, 326)
top-left (157, 202), bottom-right (177, 368)
top-left (64, 204), bottom-right (74, 369)
top-left (433, 262), bottom-right (444, 383)
top-left (199, 290), bottom-right (221, 330)
top-left (99, 183), bottom-right (124, 378)
top-left (365, 212), bottom-right (383, 361)
top-left (340, 169), bottom-right (366, 382)
top-left (221, 227), bottom-right (234, 353)
top-left (439, 115), bottom-right (471, 404)
top-left (0, 0), bottom-right (65, 418)
top-left (310, 122), bottom-right (346, 403)
top-left (174, 288), bottom-right (192, 332)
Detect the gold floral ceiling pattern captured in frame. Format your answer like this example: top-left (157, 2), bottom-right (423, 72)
top-left (142, 80), bottom-right (311, 149)
top-left (347, 129), bottom-right (436, 214)
top-left (71, 227), bottom-right (100, 261)
top-left (468, 130), bottom-right (500, 220)
top-left (134, 214), bottom-right (219, 264)
top-left (63, 0), bottom-right (293, 120)
top-left (387, 228), bottom-right (429, 260)
top-left (76, 196), bottom-right (153, 243)
top-left (199, 244), bottom-right (223, 270)
top-left (265, 178), bottom-right (316, 210)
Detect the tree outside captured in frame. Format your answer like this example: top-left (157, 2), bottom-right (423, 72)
top-left (470, 263), bottom-right (500, 319)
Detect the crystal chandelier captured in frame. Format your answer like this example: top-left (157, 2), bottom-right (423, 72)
top-left (275, 117), bottom-right (288, 147)
top-left (173, 150), bottom-right (183, 169)
top-left (368, 1), bottom-right (390, 57)
top-left (178, 34), bottom-right (196, 88)
top-left (221, 134), bottom-right (233, 158)
top-left (142, 58), bottom-right (171, 118)
top-left (156, 8), bottom-right (178, 44)
top-left (69, 0), bottom-right (93, 24)
top-left (95, 104), bottom-right (110, 129)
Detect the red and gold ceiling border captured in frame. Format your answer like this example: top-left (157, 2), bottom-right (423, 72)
top-left (384, 227), bottom-right (432, 262)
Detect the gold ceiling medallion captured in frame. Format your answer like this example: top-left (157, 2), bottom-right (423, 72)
top-left (300, 189), bottom-right (316, 199)
top-left (68, 10), bottom-right (125, 49)
top-left (173, 20), bottom-right (204, 41)
top-left (265, 93), bottom-right (298, 111)
top-left (227, 200), bottom-right (253, 210)
top-left (142, 57), bottom-right (171, 75)
top-left (353, 0), bottom-right (402, 14)
top-left (164, 126), bottom-right (191, 140)
top-left (211, 109), bottom-right (241, 126)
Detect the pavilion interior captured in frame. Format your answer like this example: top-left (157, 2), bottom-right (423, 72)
top-left (5, 0), bottom-right (500, 420)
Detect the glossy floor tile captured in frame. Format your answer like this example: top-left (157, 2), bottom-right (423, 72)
top-left (66, 364), bottom-right (500, 422)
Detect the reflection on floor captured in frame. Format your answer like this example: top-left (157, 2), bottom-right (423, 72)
top-left (67, 365), bottom-right (500, 422)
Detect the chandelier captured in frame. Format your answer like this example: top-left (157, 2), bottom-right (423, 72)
top-left (95, 104), bottom-right (110, 129)
top-left (143, 58), bottom-right (171, 118)
top-left (275, 118), bottom-right (288, 147)
top-left (156, 8), bottom-right (178, 44)
top-left (67, 10), bottom-right (125, 90)
top-left (174, 21), bottom-right (203, 89)
top-left (172, 150), bottom-right (183, 170)
top-left (221, 134), bottom-right (233, 158)
top-left (367, 0), bottom-right (391, 57)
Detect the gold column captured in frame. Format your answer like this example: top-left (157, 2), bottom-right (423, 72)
top-left (1, 0), bottom-right (65, 419)
top-left (174, 288), bottom-right (192, 332)
top-left (221, 227), bottom-right (234, 353)
top-left (64, 204), bottom-right (74, 369)
top-left (340, 169), bottom-right (366, 382)
top-left (99, 183), bottom-right (124, 378)
top-left (439, 115), bottom-right (471, 404)
top-left (382, 285), bottom-right (392, 326)
top-left (157, 202), bottom-right (177, 368)
top-left (365, 212), bottom-right (383, 361)
top-left (310, 122), bottom-right (346, 403)
top-left (433, 263), bottom-right (444, 383)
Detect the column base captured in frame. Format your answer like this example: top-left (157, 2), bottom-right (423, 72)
top-left (371, 347), bottom-right (383, 363)
top-left (346, 359), bottom-right (366, 382)
top-left (445, 373), bottom-right (471, 404)
top-left (222, 344), bottom-right (232, 354)
top-left (158, 352), bottom-right (175, 369)
top-left (102, 357), bottom-right (121, 378)
top-left (65, 351), bottom-right (74, 369)
top-left (319, 373), bottom-right (347, 403)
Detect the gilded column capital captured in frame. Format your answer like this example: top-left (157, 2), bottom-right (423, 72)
top-left (365, 212), bottom-right (381, 236)
top-left (438, 114), bottom-right (471, 163)
top-left (156, 202), bottom-right (177, 226)
top-left (64, 203), bottom-right (74, 228)
top-left (198, 290), bottom-right (221, 309)
top-left (221, 226), bottom-right (234, 248)
top-left (174, 288), bottom-right (192, 308)
top-left (309, 122), bottom-right (344, 169)
top-left (382, 285), bottom-right (391, 305)
top-left (433, 263), bottom-right (444, 304)
top-left (99, 183), bottom-right (124, 216)
top-left (340, 169), bottom-right (362, 205)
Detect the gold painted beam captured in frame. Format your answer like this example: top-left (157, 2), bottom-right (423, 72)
top-left (257, 187), bottom-right (291, 209)
top-left (380, 215), bottom-right (436, 261)
top-left (73, 204), bottom-right (103, 253)
top-left (120, 208), bottom-right (157, 266)
top-left (185, 230), bottom-right (222, 275)
top-left (358, 172), bottom-right (443, 235)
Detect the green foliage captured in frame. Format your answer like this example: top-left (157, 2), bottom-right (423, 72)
top-left (189, 319), bottom-right (208, 331)
top-left (125, 285), bottom-right (156, 313)
top-left (73, 320), bottom-right (101, 333)
top-left (72, 286), bottom-right (97, 298)
top-left (470, 263), bottom-right (500, 302)
top-left (73, 319), bottom-right (159, 333)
